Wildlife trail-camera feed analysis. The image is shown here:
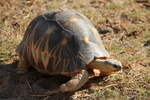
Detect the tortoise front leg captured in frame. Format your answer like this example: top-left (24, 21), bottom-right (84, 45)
top-left (60, 69), bottom-right (89, 92)
top-left (17, 59), bottom-right (29, 74)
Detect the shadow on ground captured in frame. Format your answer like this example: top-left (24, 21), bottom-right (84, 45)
top-left (0, 61), bottom-right (104, 100)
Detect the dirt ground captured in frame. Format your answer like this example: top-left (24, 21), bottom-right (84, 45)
top-left (0, 0), bottom-right (150, 100)
top-left (0, 61), bottom-right (74, 100)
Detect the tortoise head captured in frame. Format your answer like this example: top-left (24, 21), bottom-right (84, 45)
top-left (102, 59), bottom-right (122, 71)
top-left (88, 59), bottom-right (122, 76)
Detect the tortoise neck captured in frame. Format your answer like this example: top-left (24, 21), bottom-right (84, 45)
top-left (87, 59), bottom-right (106, 69)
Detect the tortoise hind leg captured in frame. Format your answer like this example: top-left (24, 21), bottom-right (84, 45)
top-left (17, 59), bottom-right (29, 74)
top-left (60, 69), bottom-right (89, 92)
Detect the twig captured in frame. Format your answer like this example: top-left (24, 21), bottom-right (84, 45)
top-left (26, 76), bottom-right (33, 94)
top-left (115, 51), bottom-right (125, 55)
top-left (119, 81), bottom-right (150, 87)
top-left (129, 74), bottom-right (141, 82)
top-left (29, 90), bottom-right (59, 97)
top-left (33, 73), bottom-right (40, 82)
top-left (43, 96), bottom-right (49, 100)
top-left (28, 94), bottom-right (52, 97)
top-left (99, 83), bottom-right (118, 89)
top-left (71, 94), bottom-right (90, 100)
top-left (88, 81), bottom-right (150, 89)
top-left (76, 94), bottom-right (90, 98)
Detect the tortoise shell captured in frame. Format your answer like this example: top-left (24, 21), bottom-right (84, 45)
top-left (16, 8), bottom-right (109, 75)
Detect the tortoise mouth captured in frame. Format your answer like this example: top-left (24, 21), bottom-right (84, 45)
top-left (95, 57), bottom-right (107, 60)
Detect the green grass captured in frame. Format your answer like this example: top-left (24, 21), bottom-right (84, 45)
top-left (105, 2), bottom-right (123, 9)
top-left (91, 89), bottom-right (121, 100)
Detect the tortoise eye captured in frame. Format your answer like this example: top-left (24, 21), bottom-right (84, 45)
top-left (113, 65), bottom-right (119, 68)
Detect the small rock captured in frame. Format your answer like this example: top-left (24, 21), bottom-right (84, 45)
top-left (100, 27), bottom-right (113, 34)
top-left (143, 40), bottom-right (150, 46)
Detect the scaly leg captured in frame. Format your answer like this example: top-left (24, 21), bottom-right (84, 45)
top-left (60, 69), bottom-right (89, 92)
top-left (17, 59), bottom-right (29, 74)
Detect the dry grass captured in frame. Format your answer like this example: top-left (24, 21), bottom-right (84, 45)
top-left (0, 0), bottom-right (150, 99)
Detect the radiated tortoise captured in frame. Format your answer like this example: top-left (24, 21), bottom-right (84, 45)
top-left (16, 8), bottom-right (122, 92)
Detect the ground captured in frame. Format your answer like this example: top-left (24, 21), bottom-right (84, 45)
top-left (0, 0), bottom-right (150, 100)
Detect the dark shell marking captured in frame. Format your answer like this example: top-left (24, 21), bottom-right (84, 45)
top-left (16, 9), bottom-right (109, 75)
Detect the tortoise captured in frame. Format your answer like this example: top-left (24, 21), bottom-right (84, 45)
top-left (16, 8), bottom-right (122, 92)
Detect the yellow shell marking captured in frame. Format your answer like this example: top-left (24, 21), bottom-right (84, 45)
top-left (60, 39), bottom-right (67, 45)
top-left (91, 27), bottom-right (98, 34)
top-left (83, 37), bottom-right (89, 44)
top-left (45, 27), bottom-right (56, 34)
top-left (32, 49), bottom-right (39, 66)
top-left (69, 17), bottom-right (77, 23)
top-left (41, 52), bottom-right (49, 71)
